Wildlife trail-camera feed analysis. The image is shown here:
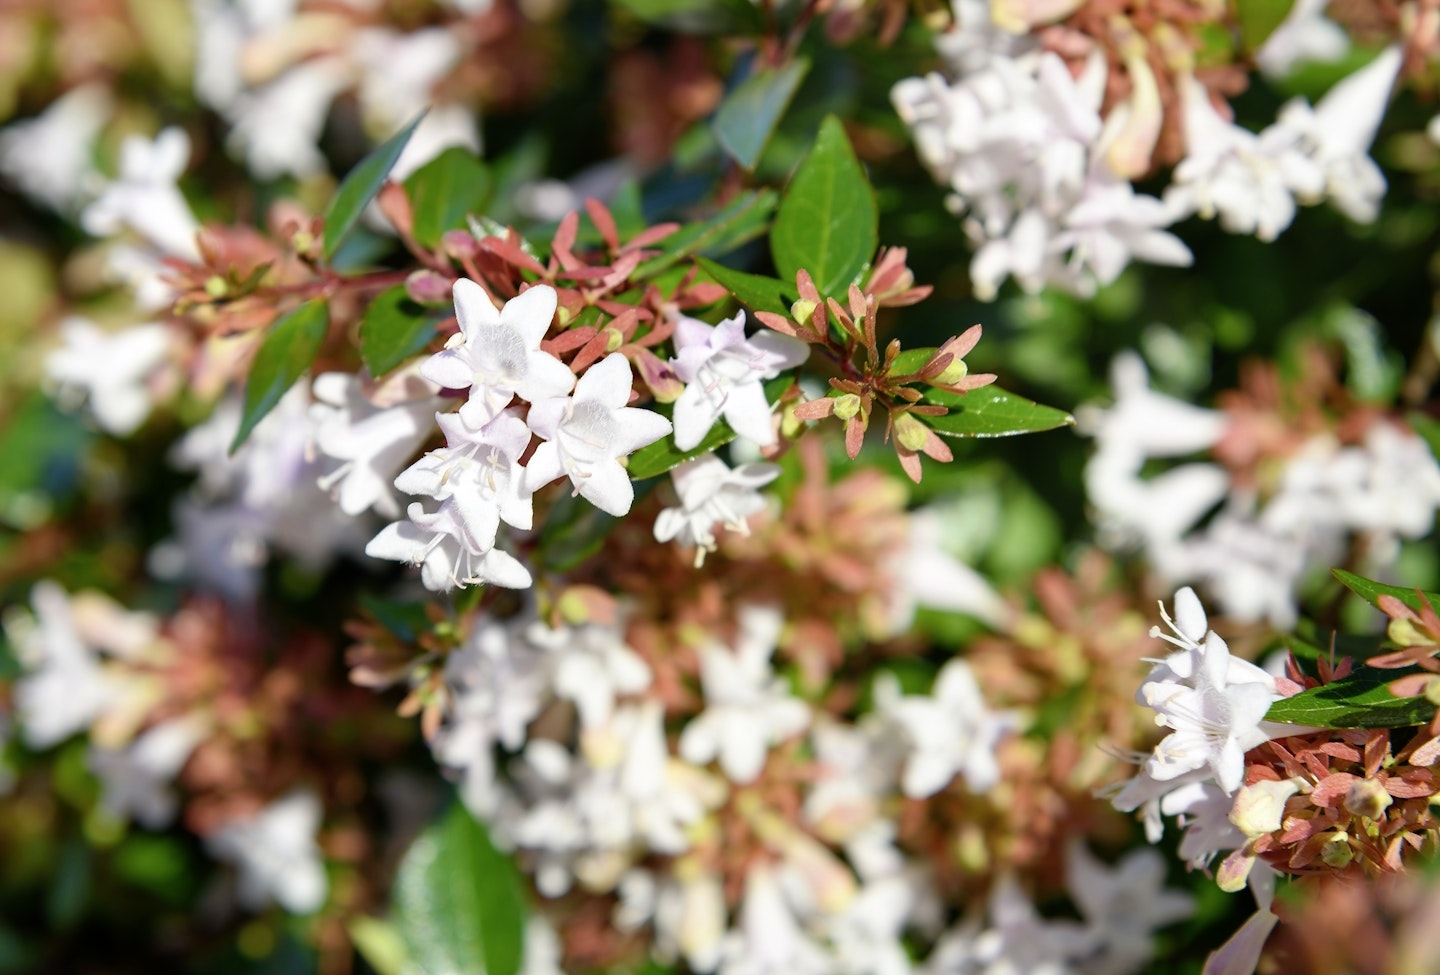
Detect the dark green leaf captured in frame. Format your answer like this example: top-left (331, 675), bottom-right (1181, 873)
top-left (612, 0), bottom-right (762, 34)
top-left (628, 376), bottom-right (793, 480)
top-left (1265, 667), bottom-right (1438, 729)
top-left (922, 387), bottom-right (1074, 438)
top-left (635, 190), bottom-right (778, 278)
top-left (392, 802), bottom-right (526, 975)
top-left (231, 299), bottom-right (329, 453)
top-left (360, 285), bottom-right (441, 377)
top-left (404, 147), bottom-right (492, 249)
top-left (1237, 0), bottom-right (1296, 51)
top-left (770, 115), bottom-right (877, 297)
top-left (713, 59), bottom-right (810, 171)
top-left (1332, 568), bottom-right (1440, 615)
top-left (696, 257), bottom-right (792, 316)
top-left (323, 112), bottom-right (427, 262)
top-left (357, 594), bottom-right (433, 643)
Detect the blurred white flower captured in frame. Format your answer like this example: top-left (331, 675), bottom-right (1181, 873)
top-left (206, 790), bottom-right (328, 914)
top-left (528, 619), bottom-right (652, 730)
top-left (679, 606), bottom-right (810, 783)
top-left (0, 83), bottom-right (110, 211)
top-left (82, 127), bottom-right (200, 260)
top-left (46, 319), bottom-right (171, 436)
top-left (8, 582), bottom-right (116, 749)
top-left (226, 57), bottom-right (351, 179)
top-left (878, 658), bottom-right (1018, 798)
top-left (1256, 0), bottom-right (1350, 79)
top-left (310, 371), bottom-right (439, 519)
top-left (1065, 843), bottom-right (1195, 975)
top-left (88, 716), bottom-right (207, 829)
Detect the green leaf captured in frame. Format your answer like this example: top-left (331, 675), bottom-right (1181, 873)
top-left (1265, 667), bottom-right (1438, 729)
top-left (1333, 568), bottom-right (1440, 615)
top-left (635, 190), bottom-right (778, 278)
top-left (392, 802), bottom-right (526, 975)
top-left (889, 346), bottom-right (938, 376)
top-left (713, 59), bottom-right (810, 171)
top-left (357, 594), bottom-right (433, 643)
top-left (612, 0), bottom-right (762, 34)
top-left (696, 257), bottom-right (792, 316)
top-left (231, 299), bottom-right (329, 453)
top-left (770, 115), bottom-right (877, 297)
top-left (404, 147), bottom-right (493, 249)
top-left (1236, 0), bottom-right (1295, 51)
top-left (360, 285), bottom-right (441, 377)
top-left (628, 376), bottom-right (793, 480)
top-left (922, 387), bottom-right (1074, 438)
top-left (323, 112), bottom-right (427, 262)
top-left (349, 916), bottom-right (412, 975)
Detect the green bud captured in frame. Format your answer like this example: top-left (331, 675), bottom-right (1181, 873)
top-left (602, 325), bottom-right (625, 352)
top-left (1320, 832), bottom-right (1354, 869)
top-left (1344, 778), bottom-right (1393, 820)
top-left (791, 298), bottom-right (817, 326)
top-left (204, 275), bottom-right (229, 299)
top-left (929, 356), bottom-right (969, 387)
top-left (893, 412), bottom-right (931, 451)
top-left (832, 394), bottom-right (862, 420)
top-left (1426, 676), bottom-right (1440, 707)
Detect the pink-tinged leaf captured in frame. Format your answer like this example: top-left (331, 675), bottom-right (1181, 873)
top-left (585, 197), bottom-right (619, 252)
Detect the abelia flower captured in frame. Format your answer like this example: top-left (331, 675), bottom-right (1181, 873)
top-left (205, 790), bottom-right (328, 914)
top-left (525, 353), bottom-right (672, 517)
top-left (366, 499), bottom-right (533, 591)
top-left (310, 371), bottom-right (439, 518)
top-left (81, 127), bottom-right (201, 261)
top-left (653, 455), bottom-right (781, 566)
top-left (88, 716), bottom-right (206, 829)
top-left (670, 311), bottom-right (808, 451)
top-left (0, 83), bottom-right (110, 212)
top-left (46, 319), bottom-right (171, 436)
top-left (422, 281), bottom-right (574, 428)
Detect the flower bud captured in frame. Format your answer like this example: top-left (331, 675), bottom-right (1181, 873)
top-left (832, 393), bottom-right (862, 420)
top-left (893, 412), bottom-right (931, 452)
top-left (204, 275), bottom-right (229, 299)
top-left (1230, 778), bottom-right (1300, 838)
top-left (1343, 777), bottom-right (1393, 820)
top-left (603, 325), bottom-right (625, 352)
top-left (1320, 832), bottom-right (1354, 868)
top-left (928, 355), bottom-right (969, 387)
top-left (791, 298), bottom-right (818, 327)
top-left (405, 269), bottom-right (452, 305)
top-left (1216, 848), bottom-right (1254, 893)
top-left (441, 230), bottom-right (479, 260)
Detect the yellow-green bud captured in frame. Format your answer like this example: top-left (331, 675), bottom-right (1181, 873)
top-left (832, 394), bottom-right (862, 420)
top-left (791, 298), bottom-right (817, 326)
top-left (204, 275), bottom-right (229, 299)
top-left (1230, 778), bottom-right (1300, 838)
top-left (602, 325), bottom-right (625, 352)
top-left (929, 356), bottom-right (969, 387)
top-left (893, 412), bottom-right (931, 451)
top-left (1320, 832), bottom-right (1354, 868)
top-left (1388, 617), bottom-right (1429, 647)
top-left (1426, 676), bottom-right (1440, 707)
top-left (1343, 778), bottom-right (1393, 820)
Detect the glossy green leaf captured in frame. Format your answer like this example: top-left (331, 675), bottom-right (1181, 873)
top-left (405, 147), bottom-right (493, 249)
top-left (770, 116), bottom-right (877, 297)
top-left (231, 299), bottom-right (329, 453)
top-left (922, 386), bottom-right (1074, 438)
top-left (889, 346), bottom-right (939, 376)
top-left (392, 802), bottom-right (526, 975)
top-left (349, 916), bottom-right (411, 975)
top-left (1265, 667), bottom-right (1438, 729)
top-left (359, 285), bottom-right (440, 377)
top-left (696, 257), bottom-right (792, 316)
top-left (323, 112), bottom-right (427, 262)
top-left (1236, 0), bottom-right (1296, 51)
top-left (628, 376), bottom-right (794, 480)
top-left (1333, 568), bottom-right (1440, 615)
top-left (635, 190), bottom-right (778, 278)
top-left (613, 0), bottom-right (762, 35)
top-left (713, 58), bottom-right (809, 171)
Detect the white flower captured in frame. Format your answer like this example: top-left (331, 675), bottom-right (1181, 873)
top-left (226, 57), bottom-right (351, 180)
top-left (1277, 46), bottom-right (1402, 224)
top-left (422, 281), bottom-right (574, 428)
top-left (81, 127), bottom-right (200, 260)
top-left (653, 455), bottom-right (780, 566)
top-left (670, 311), bottom-right (808, 451)
top-left (205, 789), bottom-right (328, 914)
top-left (1163, 77), bottom-right (1322, 242)
top-left (922, 875), bottom-right (1086, 975)
top-left (88, 716), bottom-right (206, 829)
top-left (8, 582), bottom-right (116, 749)
top-left (719, 865), bottom-right (832, 975)
top-left (878, 658), bottom-right (1018, 798)
top-left (353, 27), bottom-right (462, 137)
top-left (1052, 174), bottom-right (1193, 296)
top-left (679, 606), bottom-right (810, 783)
top-left (527, 619), bottom-right (652, 730)
top-left (310, 372), bottom-right (439, 518)
top-left (526, 353), bottom-right (673, 517)
top-left (365, 499), bottom-right (533, 591)
top-left (46, 319), bottom-right (171, 435)
top-left (395, 410), bottom-right (536, 546)
top-left (0, 83), bottom-right (110, 211)
top-left (886, 506), bottom-right (1010, 634)
top-left (1256, 0), bottom-right (1350, 79)
top-left (1065, 843), bottom-right (1195, 975)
